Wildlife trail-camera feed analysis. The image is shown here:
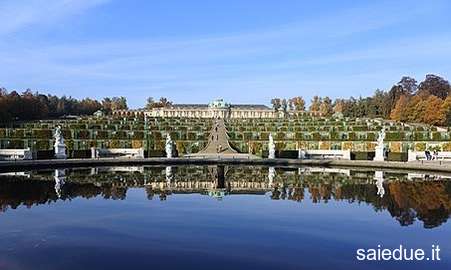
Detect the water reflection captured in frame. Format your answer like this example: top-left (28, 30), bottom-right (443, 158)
top-left (375, 171), bottom-right (385, 198)
top-left (0, 166), bottom-right (450, 228)
top-left (165, 166), bottom-right (173, 183)
top-left (54, 169), bottom-right (66, 198)
top-left (268, 166), bottom-right (275, 187)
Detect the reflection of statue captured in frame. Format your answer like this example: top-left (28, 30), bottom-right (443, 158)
top-left (54, 126), bottom-right (67, 159)
top-left (268, 166), bottom-right (275, 187)
top-left (165, 134), bottom-right (173, 158)
top-left (165, 166), bottom-right (173, 183)
top-left (374, 171), bottom-right (385, 198)
top-left (54, 169), bottom-right (66, 198)
top-left (268, 134), bottom-right (275, 159)
top-left (373, 128), bottom-right (386, 161)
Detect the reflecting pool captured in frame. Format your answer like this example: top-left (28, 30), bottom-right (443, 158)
top-left (0, 166), bottom-right (450, 270)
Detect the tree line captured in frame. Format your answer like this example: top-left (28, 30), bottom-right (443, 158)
top-left (271, 74), bottom-right (451, 126)
top-left (2, 73), bottom-right (450, 126)
top-left (0, 88), bottom-right (128, 122)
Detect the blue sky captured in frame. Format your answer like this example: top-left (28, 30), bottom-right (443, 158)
top-left (0, 0), bottom-right (450, 108)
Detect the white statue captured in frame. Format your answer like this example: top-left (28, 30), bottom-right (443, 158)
top-left (54, 126), bottom-right (67, 159)
top-left (165, 134), bottom-right (173, 158)
top-left (268, 166), bottom-right (275, 187)
top-left (373, 128), bottom-right (385, 161)
top-left (377, 128), bottom-right (386, 146)
top-left (54, 169), bottom-right (66, 198)
top-left (165, 166), bottom-right (173, 183)
top-left (374, 171), bottom-right (385, 198)
top-left (268, 134), bottom-right (275, 159)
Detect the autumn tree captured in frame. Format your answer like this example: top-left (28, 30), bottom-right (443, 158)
top-left (319, 97), bottom-right (333, 117)
top-left (422, 95), bottom-right (445, 125)
top-left (281, 99), bottom-right (288, 112)
top-left (110, 97), bottom-right (128, 111)
top-left (271, 98), bottom-right (282, 111)
top-left (404, 95), bottom-right (426, 123)
top-left (0, 87), bottom-right (129, 121)
top-left (159, 97), bottom-right (172, 107)
top-left (309, 96), bottom-right (321, 113)
top-left (333, 99), bottom-right (345, 114)
top-left (146, 97), bottom-right (173, 109)
top-left (441, 96), bottom-right (451, 126)
top-left (417, 74), bottom-right (450, 99)
top-left (390, 95), bottom-right (409, 121)
top-left (290, 96), bottom-right (305, 111)
top-left (397, 76), bottom-right (417, 94)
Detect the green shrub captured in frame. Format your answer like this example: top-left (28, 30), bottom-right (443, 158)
top-left (10, 129), bottom-right (25, 138)
top-left (366, 132), bottom-right (376, 141)
top-left (276, 132), bottom-right (286, 140)
top-left (187, 132), bottom-right (196, 141)
top-left (32, 129), bottom-right (52, 139)
top-left (431, 132), bottom-right (443, 141)
top-left (77, 130), bottom-right (90, 139)
top-left (385, 132), bottom-right (402, 141)
top-left (243, 132), bottom-right (252, 140)
top-left (35, 140), bottom-right (51, 150)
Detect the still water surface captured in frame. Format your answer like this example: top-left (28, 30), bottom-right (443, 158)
top-left (0, 166), bottom-right (450, 270)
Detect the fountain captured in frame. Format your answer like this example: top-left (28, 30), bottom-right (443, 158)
top-left (165, 134), bottom-right (173, 158)
top-left (373, 128), bottom-right (386, 161)
top-left (54, 126), bottom-right (67, 159)
top-left (268, 134), bottom-right (276, 159)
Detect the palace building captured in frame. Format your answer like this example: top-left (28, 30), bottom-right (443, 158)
top-left (113, 99), bottom-right (283, 118)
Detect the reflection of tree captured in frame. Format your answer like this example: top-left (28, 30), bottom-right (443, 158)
top-left (395, 209), bottom-right (416, 226)
top-left (1, 167), bottom-right (450, 229)
top-left (145, 186), bottom-right (154, 200)
top-left (268, 180), bottom-right (451, 229)
top-left (0, 177), bottom-right (129, 213)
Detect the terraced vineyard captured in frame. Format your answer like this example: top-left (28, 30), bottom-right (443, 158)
top-left (226, 116), bottom-right (451, 159)
top-left (1, 114), bottom-right (451, 160)
top-left (0, 116), bottom-right (212, 158)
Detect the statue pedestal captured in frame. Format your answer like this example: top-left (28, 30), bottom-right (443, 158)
top-left (54, 143), bottom-right (67, 159)
top-left (373, 145), bottom-right (385, 161)
top-left (268, 149), bottom-right (275, 159)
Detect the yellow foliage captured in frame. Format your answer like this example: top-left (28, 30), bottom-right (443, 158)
top-left (319, 141), bottom-right (331, 150)
top-left (342, 142), bottom-right (353, 150)
top-left (132, 140), bottom-right (143, 148)
top-left (389, 142), bottom-right (401, 152)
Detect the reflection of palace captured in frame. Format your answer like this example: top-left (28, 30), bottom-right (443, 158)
top-left (0, 166), bottom-right (450, 228)
top-left (113, 99), bottom-right (283, 119)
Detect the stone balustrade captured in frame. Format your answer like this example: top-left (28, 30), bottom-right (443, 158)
top-left (408, 150), bottom-right (451, 161)
top-left (91, 147), bottom-right (144, 159)
top-left (0, 148), bottom-right (33, 160)
top-left (298, 149), bottom-right (351, 160)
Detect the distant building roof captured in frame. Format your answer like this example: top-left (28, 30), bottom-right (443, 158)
top-left (170, 104), bottom-right (209, 109)
top-left (167, 103), bottom-right (271, 110)
top-left (231, 104), bottom-right (271, 110)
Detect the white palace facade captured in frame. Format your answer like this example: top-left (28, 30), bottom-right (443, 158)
top-left (113, 99), bottom-right (284, 119)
